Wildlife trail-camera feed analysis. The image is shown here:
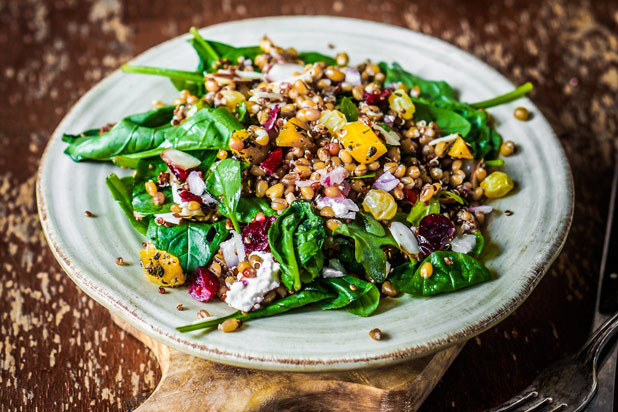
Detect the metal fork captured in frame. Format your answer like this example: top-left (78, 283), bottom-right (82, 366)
top-left (488, 311), bottom-right (618, 412)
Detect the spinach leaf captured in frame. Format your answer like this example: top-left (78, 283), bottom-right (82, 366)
top-left (333, 214), bottom-right (398, 283)
top-left (319, 276), bottom-right (380, 316)
top-left (390, 251), bottom-right (491, 296)
top-left (147, 219), bottom-right (228, 273)
top-left (220, 197), bottom-right (276, 224)
top-left (105, 173), bottom-right (149, 236)
top-left (62, 128), bottom-right (99, 144)
top-left (176, 285), bottom-right (335, 332)
top-left (206, 158), bottom-right (242, 232)
top-left (407, 195), bottom-right (440, 226)
top-left (411, 98), bottom-right (471, 137)
top-left (361, 212), bottom-right (385, 237)
top-left (340, 96), bottom-right (359, 122)
top-left (379, 62), bottom-right (457, 103)
top-left (132, 159), bottom-right (172, 215)
top-left (235, 101), bottom-right (249, 124)
top-left (119, 107), bottom-right (243, 160)
top-left (268, 200), bottom-right (326, 291)
top-left (298, 51), bottom-right (337, 66)
top-left (189, 27), bottom-right (262, 73)
top-left (64, 106), bottom-right (175, 162)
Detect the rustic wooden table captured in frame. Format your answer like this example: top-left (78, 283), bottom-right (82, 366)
top-left (1, 0), bottom-right (616, 410)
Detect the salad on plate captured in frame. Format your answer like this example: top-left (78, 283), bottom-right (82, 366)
top-left (62, 28), bottom-right (531, 334)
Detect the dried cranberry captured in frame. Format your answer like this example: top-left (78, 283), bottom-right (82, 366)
top-left (188, 267), bottom-right (219, 302)
top-left (168, 165), bottom-right (195, 182)
top-left (363, 89), bottom-right (391, 105)
top-left (242, 216), bottom-right (277, 252)
top-left (403, 189), bottom-right (419, 205)
top-left (260, 148), bottom-right (283, 175)
top-left (416, 213), bottom-right (455, 256)
top-left (263, 105), bottom-right (280, 131)
top-left (179, 190), bottom-right (202, 204)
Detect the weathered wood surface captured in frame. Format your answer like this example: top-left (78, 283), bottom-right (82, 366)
top-left (110, 315), bottom-right (462, 412)
top-left (1, 0), bottom-right (617, 410)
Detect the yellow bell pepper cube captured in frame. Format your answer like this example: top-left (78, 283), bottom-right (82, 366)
top-left (139, 243), bottom-right (186, 287)
top-left (388, 89), bottom-right (415, 120)
top-left (448, 136), bottom-right (474, 159)
top-left (338, 121), bottom-right (387, 164)
top-left (276, 117), bottom-right (315, 149)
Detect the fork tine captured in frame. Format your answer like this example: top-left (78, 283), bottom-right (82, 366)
top-left (519, 397), bottom-right (552, 412)
top-left (488, 390), bottom-right (538, 412)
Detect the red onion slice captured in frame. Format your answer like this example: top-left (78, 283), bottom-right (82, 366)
top-left (372, 171), bottom-right (400, 192)
top-left (320, 166), bottom-right (349, 187)
top-left (315, 195), bottom-right (359, 220)
top-left (468, 205), bottom-right (494, 214)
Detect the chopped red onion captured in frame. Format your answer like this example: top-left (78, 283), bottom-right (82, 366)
top-left (344, 68), bottom-right (361, 86)
top-left (372, 171), bottom-right (400, 192)
top-left (468, 205), bottom-right (494, 214)
top-left (315, 195), bottom-right (359, 220)
top-left (341, 180), bottom-right (351, 196)
top-left (320, 166), bottom-right (349, 187)
top-left (186, 171), bottom-right (206, 196)
top-left (295, 179), bottom-right (320, 187)
top-left (263, 105), bottom-right (280, 130)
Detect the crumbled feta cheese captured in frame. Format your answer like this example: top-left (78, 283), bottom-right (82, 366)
top-left (220, 231), bottom-right (245, 268)
top-left (225, 252), bottom-right (280, 312)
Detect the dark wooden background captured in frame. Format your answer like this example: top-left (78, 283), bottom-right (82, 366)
top-left (1, 0), bottom-right (617, 410)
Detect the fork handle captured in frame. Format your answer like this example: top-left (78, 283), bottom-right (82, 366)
top-left (578, 310), bottom-right (618, 364)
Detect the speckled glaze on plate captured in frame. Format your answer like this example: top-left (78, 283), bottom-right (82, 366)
top-left (36, 16), bottom-right (573, 371)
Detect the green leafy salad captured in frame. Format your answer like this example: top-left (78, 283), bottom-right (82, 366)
top-left (63, 28), bottom-right (531, 333)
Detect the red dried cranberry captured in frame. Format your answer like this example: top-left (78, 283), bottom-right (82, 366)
top-left (188, 267), bottom-right (219, 302)
top-left (260, 148), bottom-right (283, 175)
top-left (168, 165), bottom-right (195, 182)
top-left (263, 105), bottom-right (280, 131)
top-left (179, 190), bottom-right (202, 204)
top-left (403, 189), bottom-right (419, 205)
top-left (416, 213), bottom-right (455, 256)
top-left (363, 89), bottom-right (391, 105)
top-left (242, 216), bottom-right (277, 252)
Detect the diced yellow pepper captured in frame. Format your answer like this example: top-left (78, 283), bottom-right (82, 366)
top-left (338, 121), bottom-right (387, 164)
top-left (318, 110), bottom-right (347, 134)
top-left (448, 136), bottom-right (474, 159)
top-left (219, 90), bottom-right (246, 112)
top-left (139, 243), bottom-right (186, 287)
top-left (229, 129), bottom-right (269, 164)
top-left (480, 171), bottom-right (514, 198)
top-left (388, 89), bottom-right (415, 120)
top-left (276, 117), bottom-right (315, 149)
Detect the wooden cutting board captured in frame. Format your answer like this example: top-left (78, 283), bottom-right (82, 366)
top-left (111, 314), bottom-right (463, 411)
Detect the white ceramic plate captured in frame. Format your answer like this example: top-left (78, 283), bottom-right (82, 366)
top-left (37, 16), bottom-right (573, 371)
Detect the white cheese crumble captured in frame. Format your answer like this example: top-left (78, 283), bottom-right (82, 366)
top-left (225, 252), bottom-right (280, 312)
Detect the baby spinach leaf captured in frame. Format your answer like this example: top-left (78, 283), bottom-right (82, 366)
top-left (64, 106), bottom-right (175, 162)
top-left (319, 276), bottom-right (380, 316)
top-left (361, 212), bottom-right (386, 237)
top-left (131, 159), bottom-right (172, 215)
top-left (407, 196), bottom-right (440, 226)
top-left (333, 214), bottom-right (398, 283)
top-left (62, 128), bottom-right (99, 144)
top-left (218, 197), bottom-right (276, 224)
top-left (120, 65), bottom-right (205, 83)
top-left (390, 251), bottom-right (491, 296)
top-left (147, 219), bottom-right (228, 273)
top-left (379, 62), bottom-right (457, 103)
top-left (176, 286), bottom-right (335, 332)
top-left (411, 98), bottom-right (471, 137)
top-left (206, 158), bottom-right (242, 232)
top-left (340, 96), bottom-right (359, 122)
top-left (472, 232), bottom-right (485, 257)
top-left (119, 107), bottom-right (243, 160)
top-left (298, 51), bottom-right (337, 66)
top-left (188, 27), bottom-right (262, 73)
top-left (235, 101), bottom-right (249, 124)
top-left (268, 200), bottom-right (326, 291)
top-left (105, 173), bottom-right (149, 236)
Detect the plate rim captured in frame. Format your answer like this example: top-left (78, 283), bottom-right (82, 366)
top-left (36, 15), bottom-right (574, 371)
